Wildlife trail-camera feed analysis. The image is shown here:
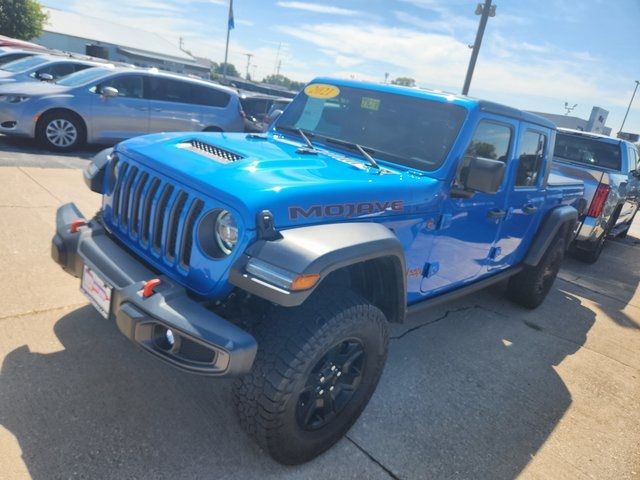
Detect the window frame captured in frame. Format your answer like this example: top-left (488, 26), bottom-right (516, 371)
top-left (455, 118), bottom-right (514, 192)
top-left (514, 128), bottom-right (548, 190)
top-left (94, 74), bottom-right (146, 99)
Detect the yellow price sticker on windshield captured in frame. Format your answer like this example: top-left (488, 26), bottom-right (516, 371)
top-left (304, 83), bottom-right (340, 99)
top-left (361, 97), bottom-right (380, 111)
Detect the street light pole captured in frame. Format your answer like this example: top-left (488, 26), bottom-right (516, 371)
top-left (462, 0), bottom-right (496, 96)
top-left (619, 80), bottom-right (640, 135)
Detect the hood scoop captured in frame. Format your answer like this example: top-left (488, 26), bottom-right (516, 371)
top-left (178, 139), bottom-right (245, 164)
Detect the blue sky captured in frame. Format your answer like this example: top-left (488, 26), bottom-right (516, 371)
top-left (45, 0), bottom-right (640, 134)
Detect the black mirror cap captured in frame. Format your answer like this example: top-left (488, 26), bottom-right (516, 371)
top-left (463, 156), bottom-right (506, 194)
top-left (84, 147), bottom-right (114, 193)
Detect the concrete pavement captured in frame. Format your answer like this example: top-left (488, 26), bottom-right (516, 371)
top-left (0, 161), bottom-right (638, 479)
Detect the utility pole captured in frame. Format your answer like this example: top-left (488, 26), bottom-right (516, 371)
top-left (276, 60), bottom-right (282, 76)
top-left (244, 53), bottom-right (253, 79)
top-left (384, 72), bottom-right (389, 84)
top-left (462, 0), bottom-right (496, 96)
top-left (273, 42), bottom-right (282, 75)
top-left (619, 80), bottom-right (639, 135)
top-left (564, 102), bottom-right (578, 115)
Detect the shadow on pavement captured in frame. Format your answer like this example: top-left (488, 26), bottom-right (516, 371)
top-left (349, 286), bottom-right (597, 479)
top-left (0, 285), bottom-right (596, 479)
top-left (0, 135), bottom-right (102, 159)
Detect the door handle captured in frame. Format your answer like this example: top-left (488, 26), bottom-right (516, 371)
top-left (487, 208), bottom-right (506, 220)
top-left (523, 204), bottom-right (538, 214)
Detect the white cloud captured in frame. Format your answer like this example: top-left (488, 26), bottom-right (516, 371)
top-left (276, 1), bottom-right (359, 16)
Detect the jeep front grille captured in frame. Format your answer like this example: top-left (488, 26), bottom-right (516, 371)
top-left (110, 160), bottom-right (203, 271)
top-left (180, 139), bottom-right (244, 163)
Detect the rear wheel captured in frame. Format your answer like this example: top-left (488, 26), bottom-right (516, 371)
top-left (507, 238), bottom-right (565, 309)
top-left (233, 288), bottom-right (388, 465)
top-left (37, 111), bottom-right (85, 152)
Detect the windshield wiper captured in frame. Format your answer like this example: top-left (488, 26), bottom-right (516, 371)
top-left (275, 125), bottom-right (318, 151)
top-left (322, 137), bottom-right (380, 169)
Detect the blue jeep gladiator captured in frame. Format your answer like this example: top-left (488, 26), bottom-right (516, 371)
top-left (52, 78), bottom-right (583, 464)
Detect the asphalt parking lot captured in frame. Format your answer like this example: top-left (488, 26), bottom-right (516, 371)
top-left (0, 135), bottom-right (639, 479)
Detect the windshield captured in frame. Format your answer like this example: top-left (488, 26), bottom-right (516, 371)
top-left (275, 83), bottom-right (467, 170)
top-left (555, 133), bottom-right (621, 170)
top-left (1, 56), bottom-right (49, 73)
top-left (56, 67), bottom-right (113, 87)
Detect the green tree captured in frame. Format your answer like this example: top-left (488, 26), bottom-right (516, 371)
top-left (0, 0), bottom-right (47, 40)
top-left (212, 62), bottom-right (239, 77)
top-left (262, 74), bottom-right (304, 91)
top-left (391, 77), bottom-right (416, 87)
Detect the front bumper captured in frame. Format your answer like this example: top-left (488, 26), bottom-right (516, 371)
top-left (0, 104), bottom-right (34, 137)
top-left (52, 203), bottom-right (257, 376)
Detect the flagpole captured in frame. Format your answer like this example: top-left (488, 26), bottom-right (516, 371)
top-left (222, 0), bottom-right (233, 81)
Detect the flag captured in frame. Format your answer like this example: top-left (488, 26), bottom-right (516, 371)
top-left (228, 0), bottom-right (235, 30)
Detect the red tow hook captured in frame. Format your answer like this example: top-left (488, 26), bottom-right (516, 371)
top-left (142, 278), bottom-right (161, 298)
top-left (70, 219), bottom-right (87, 233)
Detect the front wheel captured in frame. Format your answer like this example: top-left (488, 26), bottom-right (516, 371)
top-left (37, 111), bottom-right (85, 152)
top-left (233, 288), bottom-right (389, 465)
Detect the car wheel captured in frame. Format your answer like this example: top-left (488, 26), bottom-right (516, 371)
top-left (507, 237), bottom-right (565, 309)
top-left (37, 111), bottom-right (85, 152)
top-left (233, 287), bottom-right (389, 465)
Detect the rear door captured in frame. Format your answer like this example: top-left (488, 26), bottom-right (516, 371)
top-left (146, 77), bottom-right (204, 132)
top-left (89, 74), bottom-right (150, 142)
top-left (491, 125), bottom-right (549, 269)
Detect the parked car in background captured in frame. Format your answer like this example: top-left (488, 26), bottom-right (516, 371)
top-left (0, 48), bottom-right (41, 67)
top-left (0, 34), bottom-right (49, 51)
top-left (238, 91), bottom-right (291, 132)
top-left (0, 55), bottom-right (107, 85)
top-left (0, 66), bottom-right (244, 151)
top-left (551, 128), bottom-right (640, 263)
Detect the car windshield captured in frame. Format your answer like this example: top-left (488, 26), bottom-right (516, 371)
top-left (275, 83), bottom-right (467, 170)
top-left (555, 133), bottom-right (621, 170)
top-left (56, 67), bottom-right (113, 86)
top-left (1, 55), bottom-right (49, 73)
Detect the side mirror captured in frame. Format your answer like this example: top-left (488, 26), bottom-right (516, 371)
top-left (37, 73), bottom-right (54, 82)
top-left (456, 156), bottom-right (506, 196)
top-left (101, 86), bottom-right (119, 98)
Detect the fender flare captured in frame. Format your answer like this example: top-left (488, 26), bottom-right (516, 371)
top-left (524, 205), bottom-right (578, 266)
top-left (229, 222), bottom-right (407, 314)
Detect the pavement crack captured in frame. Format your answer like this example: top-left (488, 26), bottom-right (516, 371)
top-left (346, 436), bottom-right (401, 479)
top-left (17, 166), bottom-right (64, 203)
top-left (0, 303), bottom-right (87, 322)
top-left (392, 305), bottom-right (483, 340)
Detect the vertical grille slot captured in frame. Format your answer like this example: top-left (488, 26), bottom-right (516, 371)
top-left (166, 191), bottom-right (188, 261)
top-left (108, 154), bottom-right (119, 193)
top-left (111, 162), bottom-right (128, 222)
top-left (120, 166), bottom-right (138, 229)
top-left (130, 172), bottom-right (148, 236)
top-left (180, 199), bottom-right (204, 269)
top-left (152, 184), bottom-right (174, 252)
top-left (141, 178), bottom-right (160, 245)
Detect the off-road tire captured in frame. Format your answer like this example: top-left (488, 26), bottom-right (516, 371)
top-left (37, 110), bottom-right (86, 152)
top-left (507, 238), bottom-right (565, 309)
top-left (233, 287), bottom-right (389, 465)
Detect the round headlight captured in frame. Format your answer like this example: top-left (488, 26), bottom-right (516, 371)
top-left (215, 210), bottom-right (238, 255)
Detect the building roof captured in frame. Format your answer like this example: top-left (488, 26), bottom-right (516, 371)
top-left (42, 7), bottom-right (194, 63)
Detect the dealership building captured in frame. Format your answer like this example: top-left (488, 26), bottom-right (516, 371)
top-left (531, 106), bottom-right (612, 135)
top-left (35, 7), bottom-right (209, 78)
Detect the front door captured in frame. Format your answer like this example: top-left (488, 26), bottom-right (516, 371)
top-left (90, 74), bottom-right (149, 142)
top-left (491, 126), bottom-right (549, 269)
top-left (421, 118), bottom-right (515, 295)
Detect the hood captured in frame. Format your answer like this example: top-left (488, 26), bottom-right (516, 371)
top-left (0, 80), bottom-right (68, 95)
top-left (116, 132), bottom-right (439, 229)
